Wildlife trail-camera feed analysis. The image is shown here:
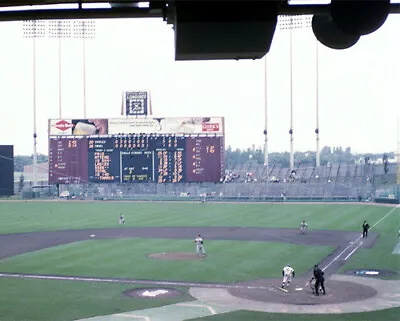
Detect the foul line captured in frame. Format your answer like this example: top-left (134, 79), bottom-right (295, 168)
top-left (370, 205), bottom-right (400, 231)
top-left (344, 241), bottom-right (363, 261)
top-left (323, 205), bottom-right (399, 271)
top-left (0, 272), bottom-right (273, 290)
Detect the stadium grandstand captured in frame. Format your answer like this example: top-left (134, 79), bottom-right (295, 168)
top-left (14, 161), bottom-right (399, 202)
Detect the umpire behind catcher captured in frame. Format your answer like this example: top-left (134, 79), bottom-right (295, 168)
top-left (313, 264), bottom-right (326, 296)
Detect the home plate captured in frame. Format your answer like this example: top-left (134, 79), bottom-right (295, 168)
top-left (295, 287), bottom-right (303, 291)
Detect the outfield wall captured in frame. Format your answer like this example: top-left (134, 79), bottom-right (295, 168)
top-left (50, 181), bottom-right (392, 202)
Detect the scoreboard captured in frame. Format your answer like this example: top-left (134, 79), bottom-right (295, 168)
top-left (49, 135), bottom-right (224, 184)
top-left (49, 117), bottom-right (225, 184)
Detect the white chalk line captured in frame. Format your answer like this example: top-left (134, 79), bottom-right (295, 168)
top-left (115, 314), bottom-right (150, 321)
top-left (0, 272), bottom-right (273, 290)
top-left (322, 205), bottom-right (399, 271)
top-left (370, 205), bottom-right (400, 230)
top-left (344, 242), bottom-right (363, 260)
top-left (177, 303), bottom-right (217, 315)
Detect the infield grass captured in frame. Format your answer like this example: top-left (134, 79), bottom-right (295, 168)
top-left (0, 201), bottom-right (396, 234)
top-left (0, 277), bottom-right (191, 321)
top-left (0, 239), bottom-right (334, 282)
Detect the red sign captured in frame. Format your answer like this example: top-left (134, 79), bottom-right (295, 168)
top-left (53, 120), bottom-right (74, 131)
top-left (202, 123), bottom-right (220, 132)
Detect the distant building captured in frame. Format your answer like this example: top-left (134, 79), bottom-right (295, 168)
top-left (22, 162), bottom-right (49, 183)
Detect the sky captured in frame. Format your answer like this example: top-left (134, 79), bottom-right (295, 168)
top-left (0, 12), bottom-right (399, 156)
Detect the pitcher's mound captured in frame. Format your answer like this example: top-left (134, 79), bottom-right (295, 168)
top-left (147, 252), bottom-right (207, 261)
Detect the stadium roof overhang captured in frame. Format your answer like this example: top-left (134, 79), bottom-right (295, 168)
top-left (2, 1), bottom-right (399, 21)
top-left (1, 1), bottom-right (399, 60)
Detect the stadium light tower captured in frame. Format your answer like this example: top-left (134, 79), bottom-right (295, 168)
top-left (278, 15), bottom-right (314, 170)
top-left (315, 40), bottom-right (321, 168)
top-left (48, 20), bottom-right (72, 119)
top-left (72, 20), bottom-right (96, 119)
top-left (23, 20), bottom-right (46, 186)
top-left (263, 57), bottom-right (269, 172)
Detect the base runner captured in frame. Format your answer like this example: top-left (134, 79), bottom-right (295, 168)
top-left (282, 264), bottom-right (295, 288)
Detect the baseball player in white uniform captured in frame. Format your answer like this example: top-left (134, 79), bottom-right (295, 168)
top-left (282, 264), bottom-right (295, 288)
top-left (119, 214), bottom-right (125, 224)
top-left (300, 221), bottom-right (308, 234)
top-left (194, 234), bottom-right (206, 256)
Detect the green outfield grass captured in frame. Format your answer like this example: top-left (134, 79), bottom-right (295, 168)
top-left (0, 238), bottom-right (334, 282)
top-left (0, 277), bottom-right (191, 321)
top-left (0, 201), bottom-right (396, 234)
top-left (338, 209), bottom-right (400, 277)
top-left (0, 201), bottom-right (398, 321)
top-left (190, 308), bottom-right (400, 321)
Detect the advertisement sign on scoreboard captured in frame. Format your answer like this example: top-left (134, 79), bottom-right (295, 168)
top-left (107, 117), bottom-right (223, 135)
top-left (49, 117), bottom-right (224, 136)
top-left (49, 119), bottom-right (108, 136)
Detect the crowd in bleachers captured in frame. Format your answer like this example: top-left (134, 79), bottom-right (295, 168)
top-left (223, 162), bottom-right (397, 186)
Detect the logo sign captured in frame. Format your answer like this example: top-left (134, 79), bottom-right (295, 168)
top-left (202, 123), bottom-right (220, 132)
top-left (142, 289), bottom-right (169, 297)
top-left (54, 120), bottom-right (74, 131)
top-left (123, 287), bottom-right (183, 299)
top-left (355, 270), bottom-right (380, 276)
top-left (365, 271), bottom-right (379, 275)
top-left (125, 91), bottom-right (149, 116)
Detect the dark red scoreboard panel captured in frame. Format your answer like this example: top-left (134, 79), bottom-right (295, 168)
top-left (186, 136), bottom-right (225, 182)
top-left (49, 135), bottom-right (224, 184)
top-left (48, 138), bottom-right (88, 184)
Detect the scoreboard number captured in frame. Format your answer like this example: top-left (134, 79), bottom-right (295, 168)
top-left (206, 145), bottom-right (215, 154)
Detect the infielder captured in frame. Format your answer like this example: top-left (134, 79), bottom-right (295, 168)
top-left (300, 220), bottom-right (308, 234)
top-left (194, 234), bottom-right (206, 256)
top-left (282, 264), bottom-right (295, 288)
top-left (119, 214), bottom-right (125, 224)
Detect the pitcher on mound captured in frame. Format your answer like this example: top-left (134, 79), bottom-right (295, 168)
top-left (194, 234), bottom-right (206, 256)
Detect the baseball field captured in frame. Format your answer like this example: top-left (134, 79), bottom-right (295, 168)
top-left (0, 200), bottom-right (399, 321)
